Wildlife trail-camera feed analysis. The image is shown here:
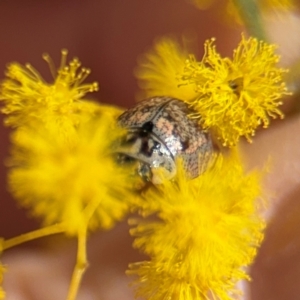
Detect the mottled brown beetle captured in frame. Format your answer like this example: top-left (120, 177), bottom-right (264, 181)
top-left (117, 96), bottom-right (214, 184)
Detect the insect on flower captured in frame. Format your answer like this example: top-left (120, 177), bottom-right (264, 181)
top-left (117, 96), bottom-right (215, 184)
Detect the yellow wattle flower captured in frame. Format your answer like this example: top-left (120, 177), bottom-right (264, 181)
top-left (135, 34), bottom-right (289, 147)
top-left (0, 51), bottom-right (134, 235)
top-left (182, 35), bottom-right (289, 146)
top-left (0, 49), bottom-right (99, 130)
top-left (0, 266), bottom-right (4, 300)
top-left (0, 239), bottom-right (5, 300)
top-left (128, 152), bottom-right (265, 300)
top-left (135, 37), bottom-right (198, 101)
top-left (8, 107), bottom-right (133, 235)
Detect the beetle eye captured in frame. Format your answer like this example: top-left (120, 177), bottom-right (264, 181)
top-left (141, 121), bottom-right (153, 133)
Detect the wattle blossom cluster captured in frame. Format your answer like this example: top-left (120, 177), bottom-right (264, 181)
top-left (0, 52), bottom-right (134, 299)
top-left (136, 35), bottom-right (289, 146)
top-left (0, 32), bottom-right (289, 300)
top-left (128, 153), bottom-right (264, 300)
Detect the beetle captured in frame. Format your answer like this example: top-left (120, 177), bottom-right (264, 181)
top-left (117, 96), bottom-right (214, 184)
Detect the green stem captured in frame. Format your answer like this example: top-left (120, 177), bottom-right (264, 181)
top-left (234, 0), bottom-right (267, 41)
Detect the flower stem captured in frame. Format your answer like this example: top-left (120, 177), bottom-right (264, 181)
top-left (66, 229), bottom-right (88, 300)
top-left (3, 223), bottom-right (65, 250)
top-left (66, 200), bottom-right (101, 300)
top-left (234, 0), bottom-right (267, 41)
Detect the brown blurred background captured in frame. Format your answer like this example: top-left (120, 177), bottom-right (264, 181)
top-left (3, 1), bottom-right (300, 299)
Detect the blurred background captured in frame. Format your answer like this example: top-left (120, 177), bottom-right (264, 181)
top-left (1, 1), bottom-right (300, 299)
